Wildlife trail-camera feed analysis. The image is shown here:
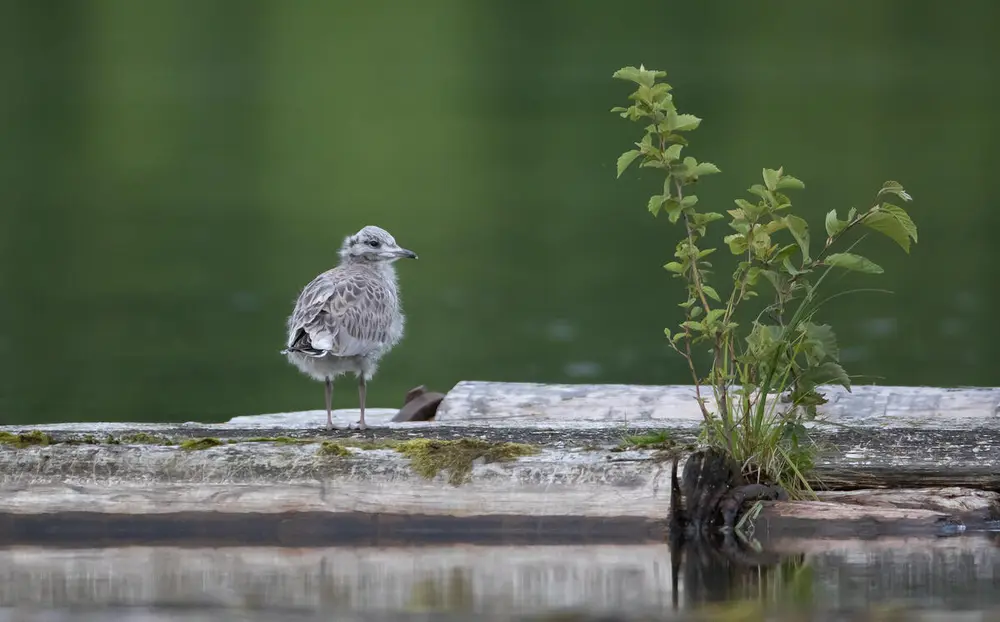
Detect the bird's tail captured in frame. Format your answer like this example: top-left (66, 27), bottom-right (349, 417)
top-left (280, 346), bottom-right (328, 358)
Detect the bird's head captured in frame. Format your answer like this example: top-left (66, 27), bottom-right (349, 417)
top-left (338, 225), bottom-right (418, 264)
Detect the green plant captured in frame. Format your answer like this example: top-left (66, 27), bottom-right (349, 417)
top-left (611, 65), bottom-right (917, 497)
top-left (617, 429), bottom-right (674, 450)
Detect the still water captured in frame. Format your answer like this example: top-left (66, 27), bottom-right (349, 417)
top-left (2, 0), bottom-right (1000, 425)
top-left (2, 538), bottom-right (1000, 621)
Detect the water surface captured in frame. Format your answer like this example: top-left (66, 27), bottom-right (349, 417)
top-left (2, 537), bottom-right (999, 620)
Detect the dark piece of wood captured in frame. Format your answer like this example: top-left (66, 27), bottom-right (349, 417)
top-left (392, 385), bottom-right (445, 422)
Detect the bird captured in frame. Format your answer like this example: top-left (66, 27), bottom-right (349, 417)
top-left (281, 225), bottom-right (418, 430)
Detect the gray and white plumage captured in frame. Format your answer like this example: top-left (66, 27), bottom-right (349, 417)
top-left (281, 225), bottom-right (418, 430)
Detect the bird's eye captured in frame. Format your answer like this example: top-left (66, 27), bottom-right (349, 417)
top-left (367, 239), bottom-right (381, 248)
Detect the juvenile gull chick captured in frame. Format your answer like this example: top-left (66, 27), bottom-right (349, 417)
top-left (281, 225), bottom-right (418, 430)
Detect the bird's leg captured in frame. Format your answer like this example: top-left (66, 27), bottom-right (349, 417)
top-left (324, 376), bottom-right (334, 431)
top-left (357, 375), bottom-right (368, 430)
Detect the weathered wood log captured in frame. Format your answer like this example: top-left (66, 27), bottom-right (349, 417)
top-left (434, 381), bottom-right (1000, 488)
top-left (436, 381), bottom-right (1000, 429)
top-left (1, 381), bottom-right (998, 544)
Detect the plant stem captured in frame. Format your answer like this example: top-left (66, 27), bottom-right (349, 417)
top-left (675, 177), bottom-right (735, 457)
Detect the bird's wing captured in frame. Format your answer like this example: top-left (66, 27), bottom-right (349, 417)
top-left (286, 269), bottom-right (393, 357)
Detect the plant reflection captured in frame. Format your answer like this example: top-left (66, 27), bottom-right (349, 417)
top-left (670, 533), bottom-right (813, 616)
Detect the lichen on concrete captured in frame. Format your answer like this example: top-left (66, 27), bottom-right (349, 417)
top-left (394, 438), bottom-right (539, 486)
top-left (0, 430), bottom-right (53, 448)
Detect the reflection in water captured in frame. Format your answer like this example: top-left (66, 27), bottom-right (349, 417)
top-left (0, 537), bottom-right (999, 619)
top-left (671, 537), bottom-right (811, 613)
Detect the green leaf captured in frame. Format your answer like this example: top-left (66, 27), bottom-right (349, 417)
top-left (664, 198), bottom-right (683, 223)
top-left (750, 227), bottom-right (772, 259)
top-left (824, 252), bottom-right (884, 274)
top-left (695, 212), bottom-right (723, 226)
top-left (746, 322), bottom-right (782, 359)
top-left (649, 82), bottom-right (672, 102)
top-left (824, 209), bottom-right (845, 238)
top-left (724, 233), bottom-right (747, 254)
top-left (801, 322), bottom-right (839, 365)
top-left (681, 321), bottom-right (705, 332)
top-left (664, 261), bottom-right (684, 273)
top-left (705, 309), bottom-right (726, 325)
top-left (733, 198), bottom-right (759, 219)
top-left (616, 150), bottom-right (640, 178)
top-left (702, 285), bottom-right (722, 302)
top-left (689, 306), bottom-right (703, 319)
top-left (612, 65), bottom-right (666, 88)
top-left (862, 203), bottom-right (918, 253)
top-left (762, 168), bottom-right (780, 192)
top-left (698, 247), bottom-right (717, 258)
top-left (783, 256), bottom-right (805, 275)
top-left (663, 327), bottom-right (671, 339)
top-left (772, 243), bottom-right (798, 263)
top-left (680, 195), bottom-right (699, 208)
top-left (877, 180), bottom-right (913, 202)
top-left (760, 269), bottom-right (788, 293)
top-left (776, 175), bottom-right (805, 190)
top-left (672, 113), bottom-right (702, 131)
top-left (691, 162), bottom-right (721, 177)
top-left (647, 194), bottom-right (665, 216)
top-left (663, 144), bottom-right (683, 161)
top-left (748, 184), bottom-right (770, 201)
top-left (802, 361), bottom-right (851, 391)
top-left (784, 214), bottom-right (811, 262)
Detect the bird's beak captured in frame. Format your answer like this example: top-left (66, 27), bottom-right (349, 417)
top-left (396, 248), bottom-right (418, 259)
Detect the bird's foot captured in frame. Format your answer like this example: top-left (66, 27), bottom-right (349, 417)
top-left (348, 420), bottom-right (368, 431)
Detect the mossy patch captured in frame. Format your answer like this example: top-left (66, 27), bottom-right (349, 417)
top-left (180, 437), bottom-right (223, 451)
top-left (318, 441), bottom-right (351, 457)
top-left (394, 438), bottom-right (538, 486)
top-left (341, 438), bottom-right (403, 451)
top-left (120, 432), bottom-right (175, 445)
top-left (614, 430), bottom-right (675, 452)
top-left (246, 436), bottom-right (311, 445)
top-left (0, 430), bottom-right (54, 448)
top-left (61, 434), bottom-right (100, 445)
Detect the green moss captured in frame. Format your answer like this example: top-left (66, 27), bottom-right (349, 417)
top-left (394, 438), bottom-right (538, 486)
top-left (121, 432), bottom-right (175, 445)
top-left (61, 434), bottom-right (100, 445)
top-left (180, 437), bottom-right (223, 451)
top-left (341, 438), bottom-right (402, 450)
top-left (318, 441), bottom-right (351, 457)
top-left (246, 436), bottom-right (311, 445)
top-left (616, 430), bottom-right (675, 451)
top-left (0, 430), bottom-right (54, 448)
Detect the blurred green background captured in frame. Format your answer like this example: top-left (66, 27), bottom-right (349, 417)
top-left (1, 0), bottom-right (997, 424)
